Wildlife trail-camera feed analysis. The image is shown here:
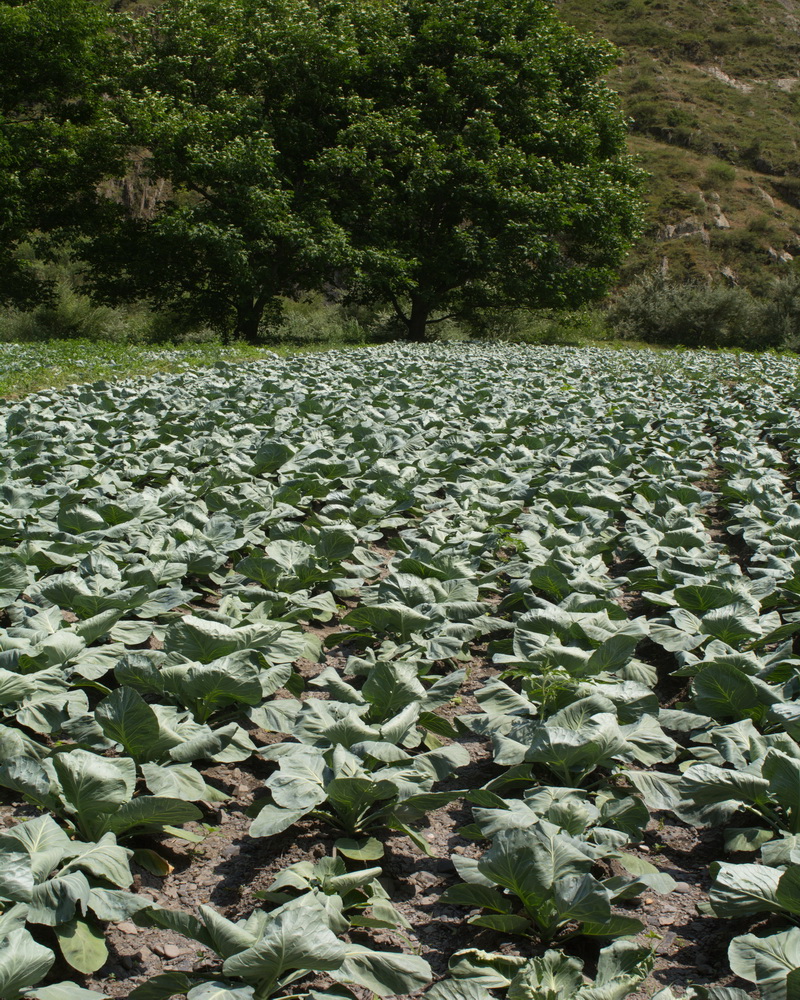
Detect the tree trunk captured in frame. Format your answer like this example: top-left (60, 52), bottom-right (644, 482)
top-left (234, 296), bottom-right (266, 344)
top-left (405, 295), bottom-right (429, 342)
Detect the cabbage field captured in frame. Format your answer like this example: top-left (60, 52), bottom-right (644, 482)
top-left (2, 343), bottom-right (800, 1000)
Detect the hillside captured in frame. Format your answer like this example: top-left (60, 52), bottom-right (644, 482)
top-left (556, 0), bottom-right (800, 290)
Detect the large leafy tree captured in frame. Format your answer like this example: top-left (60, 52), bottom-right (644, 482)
top-left (0, 0), bottom-right (118, 305)
top-left (85, 0), bottom-right (641, 342)
top-left (85, 0), bottom-right (389, 342)
top-left (325, 0), bottom-right (644, 340)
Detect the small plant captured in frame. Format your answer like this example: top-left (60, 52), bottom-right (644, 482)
top-left (130, 894), bottom-right (431, 999)
top-left (249, 742), bottom-right (468, 854)
top-left (254, 854), bottom-right (410, 932)
top-left (701, 161), bottom-right (737, 189)
top-left (440, 825), bottom-right (673, 942)
top-left (427, 940), bottom-right (654, 1000)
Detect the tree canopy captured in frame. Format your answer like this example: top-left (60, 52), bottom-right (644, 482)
top-left (9, 0), bottom-right (643, 340)
top-left (324, 0), bottom-right (644, 339)
top-left (85, 0), bottom-right (389, 341)
top-left (0, 0), bottom-right (118, 305)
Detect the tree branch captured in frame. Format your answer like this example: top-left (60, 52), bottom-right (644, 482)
top-left (186, 179), bottom-right (226, 212)
top-left (387, 290), bottom-right (410, 326)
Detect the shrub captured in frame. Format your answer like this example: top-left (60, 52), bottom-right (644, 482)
top-left (269, 299), bottom-right (373, 346)
top-left (747, 214), bottom-right (775, 234)
top-left (763, 272), bottom-right (800, 352)
top-left (0, 283), bottom-right (147, 343)
top-left (606, 273), bottom-right (781, 349)
top-left (628, 99), bottom-right (665, 132)
top-left (666, 107), bottom-right (700, 130)
top-left (463, 306), bottom-right (610, 344)
top-left (701, 161), bottom-right (737, 189)
top-left (771, 176), bottom-right (800, 208)
top-left (660, 188), bottom-right (706, 216)
top-left (0, 282), bottom-right (214, 345)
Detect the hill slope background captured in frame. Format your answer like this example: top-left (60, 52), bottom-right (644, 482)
top-left (557, 0), bottom-right (800, 291)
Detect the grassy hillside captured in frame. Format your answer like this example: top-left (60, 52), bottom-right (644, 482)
top-left (557, 0), bottom-right (800, 290)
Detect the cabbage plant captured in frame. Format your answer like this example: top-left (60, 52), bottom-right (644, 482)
top-left (440, 824), bottom-right (673, 941)
top-left (0, 814), bottom-right (141, 973)
top-left (250, 742), bottom-right (469, 854)
top-left (253, 854), bottom-right (410, 931)
top-left (130, 894), bottom-right (431, 999)
top-left (0, 748), bottom-right (201, 842)
top-left (426, 939), bottom-right (654, 1000)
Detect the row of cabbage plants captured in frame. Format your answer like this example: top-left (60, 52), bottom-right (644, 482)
top-left (1, 344), bottom-right (800, 999)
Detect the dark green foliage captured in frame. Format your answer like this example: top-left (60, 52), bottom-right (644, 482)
top-left (771, 176), bottom-right (800, 210)
top-left (83, 0), bottom-right (378, 343)
top-left (0, 0), bottom-right (121, 306)
top-left (80, 0), bottom-right (643, 343)
top-left (764, 273), bottom-right (800, 353)
top-left (324, 0), bottom-right (644, 340)
top-left (607, 272), bottom-right (800, 350)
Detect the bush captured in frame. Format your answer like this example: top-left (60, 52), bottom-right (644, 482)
top-left (268, 297), bottom-right (380, 346)
top-left (0, 284), bottom-right (146, 343)
top-left (714, 228), bottom-right (766, 256)
top-left (0, 245), bottom-right (195, 345)
top-left (701, 161), bottom-right (737, 189)
top-left (660, 188), bottom-right (706, 215)
top-left (463, 306), bottom-right (610, 344)
top-left (0, 281), bottom-right (215, 345)
top-left (666, 107), bottom-right (700, 130)
top-left (0, 252), bottom-right (383, 347)
top-left (747, 213), bottom-right (775, 234)
top-left (771, 175), bottom-right (800, 208)
top-left (606, 273), bottom-right (782, 349)
top-left (763, 273), bottom-right (800, 352)
top-left (628, 99), bottom-right (666, 132)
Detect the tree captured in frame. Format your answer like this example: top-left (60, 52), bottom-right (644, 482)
top-left (85, 0), bottom-right (641, 342)
top-left (0, 0), bottom-right (118, 305)
top-left (85, 0), bottom-right (391, 342)
top-left (322, 0), bottom-right (644, 340)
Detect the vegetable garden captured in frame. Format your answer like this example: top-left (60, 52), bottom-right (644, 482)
top-left (2, 343), bottom-right (800, 1000)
